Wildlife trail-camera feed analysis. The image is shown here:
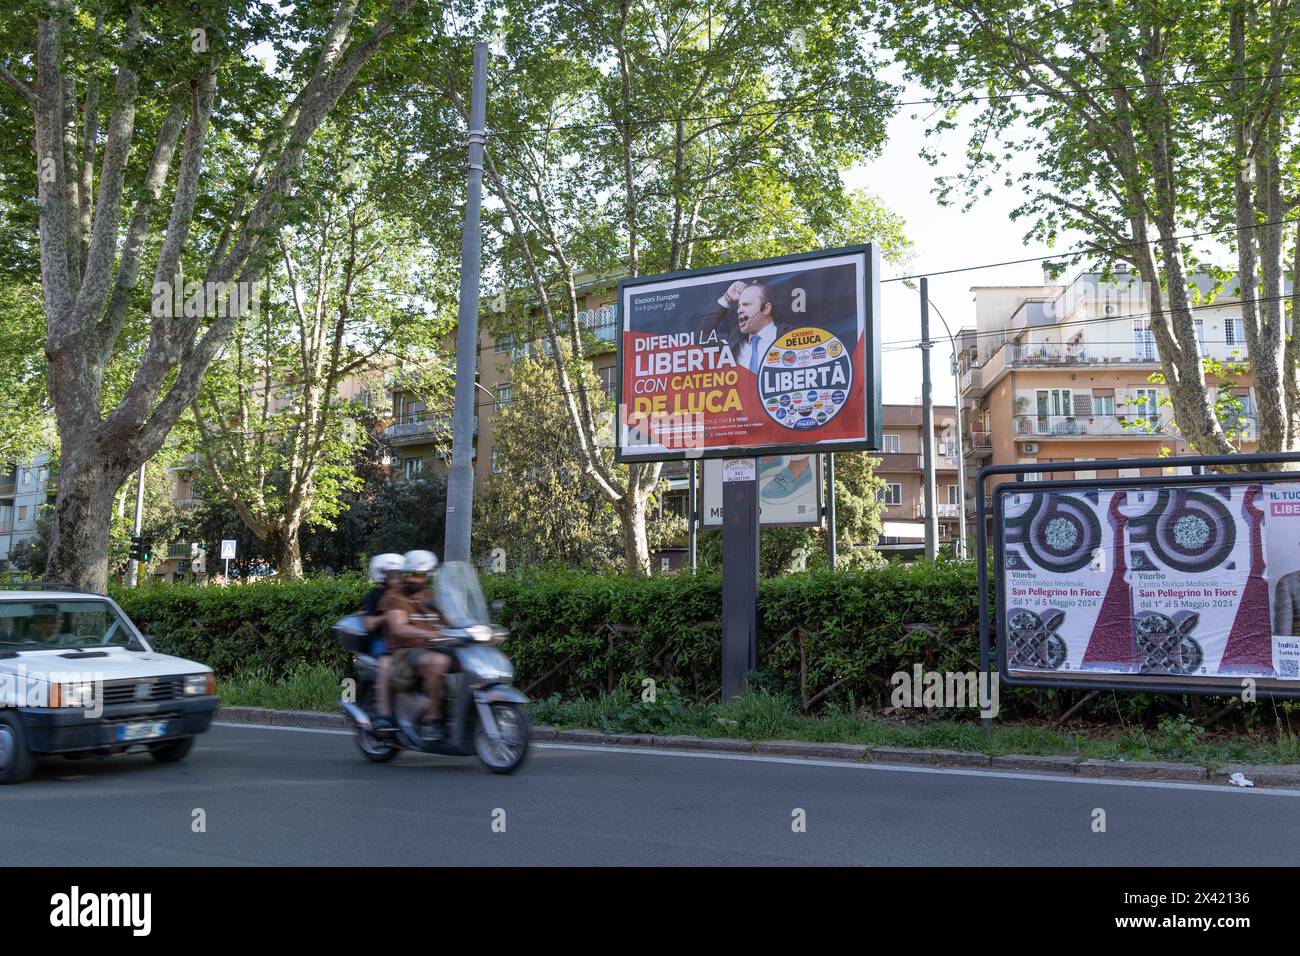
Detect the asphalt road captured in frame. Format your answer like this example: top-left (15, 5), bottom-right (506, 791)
top-left (2, 721), bottom-right (1298, 866)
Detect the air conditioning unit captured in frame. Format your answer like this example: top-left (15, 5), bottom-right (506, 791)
top-left (1023, 442), bottom-right (1040, 453)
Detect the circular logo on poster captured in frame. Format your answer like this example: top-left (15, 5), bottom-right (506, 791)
top-left (758, 327), bottom-right (852, 431)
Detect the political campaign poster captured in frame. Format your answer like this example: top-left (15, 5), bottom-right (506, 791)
top-left (999, 480), bottom-right (1300, 689)
top-left (616, 246), bottom-right (880, 462)
top-left (701, 454), bottom-right (823, 528)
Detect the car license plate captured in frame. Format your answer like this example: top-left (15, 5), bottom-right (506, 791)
top-left (118, 721), bottom-right (167, 742)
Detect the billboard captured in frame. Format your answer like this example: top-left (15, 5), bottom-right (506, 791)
top-left (997, 479), bottom-right (1300, 690)
top-left (700, 454), bottom-right (823, 528)
top-left (615, 246), bottom-right (880, 462)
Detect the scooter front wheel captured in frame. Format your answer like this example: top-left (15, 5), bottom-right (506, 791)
top-left (353, 723), bottom-right (400, 763)
top-left (474, 703), bottom-right (530, 774)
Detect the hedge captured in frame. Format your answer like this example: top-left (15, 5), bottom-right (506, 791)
top-left (111, 560), bottom-right (1001, 715)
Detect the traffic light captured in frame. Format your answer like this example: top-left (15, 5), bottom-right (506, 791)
top-left (129, 535), bottom-right (152, 562)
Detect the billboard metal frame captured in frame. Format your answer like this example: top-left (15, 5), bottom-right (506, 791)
top-left (614, 244), bottom-right (882, 464)
top-left (977, 451), bottom-right (1300, 699)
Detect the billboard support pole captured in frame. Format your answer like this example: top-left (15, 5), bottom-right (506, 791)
top-left (721, 461), bottom-right (759, 701)
top-left (920, 277), bottom-right (938, 560)
top-left (826, 453), bottom-right (837, 569)
top-left (688, 459), bottom-right (698, 574)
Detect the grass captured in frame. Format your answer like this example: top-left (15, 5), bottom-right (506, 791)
top-left (215, 665), bottom-right (1300, 768)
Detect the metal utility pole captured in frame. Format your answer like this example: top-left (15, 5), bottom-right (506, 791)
top-left (127, 464), bottom-right (145, 586)
top-left (920, 277), bottom-right (938, 560)
top-left (949, 347), bottom-right (968, 559)
top-left (444, 41), bottom-right (489, 564)
top-left (687, 460), bottom-right (698, 574)
top-left (825, 454), bottom-right (837, 569)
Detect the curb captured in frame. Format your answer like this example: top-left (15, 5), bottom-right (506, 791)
top-left (213, 707), bottom-right (1296, 788)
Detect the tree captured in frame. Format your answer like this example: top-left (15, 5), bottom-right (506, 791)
top-left (0, 281), bottom-right (50, 463)
top-left (871, 0), bottom-right (1299, 456)
top-left (186, 128), bottom-right (454, 577)
top-left (0, 0), bottom-right (422, 592)
top-left (474, 354), bottom-right (682, 572)
top-left (440, 0), bottom-right (906, 571)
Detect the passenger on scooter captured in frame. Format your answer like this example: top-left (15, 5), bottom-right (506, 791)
top-left (363, 553), bottom-right (404, 732)
top-left (380, 550), bottom-right (456, 742)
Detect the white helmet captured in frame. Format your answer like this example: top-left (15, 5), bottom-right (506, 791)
top-left (402, 549), bottom-right (439, 574)
top-left (368, 553), bottom-right (404, 583)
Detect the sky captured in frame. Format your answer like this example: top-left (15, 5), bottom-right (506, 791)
top-left (846, 85), bottom-right (1088, 408)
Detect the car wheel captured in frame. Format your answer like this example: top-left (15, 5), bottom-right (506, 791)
top-left (148, 736), bottom-right (196, 763)
top-left (0, 713), bottom-right (35, 784)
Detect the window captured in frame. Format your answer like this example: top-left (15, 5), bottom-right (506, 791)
top-left (17, 505), bottom-right (28, 523)
top-left (600, 366), bottom-right (617, 399)
top-left (403, 457), bottom-right (423, 480)
top-left (1133, 319), bottom-right (1157, 360)
top-left (883, 434), bottom-right (902, 454)
top-left (877, 483), bottom-right (902, 506)
top-left (1194, 318), bottom-right (1206, 355)
top-left (496, 332), bottom-right (513, 354)
top-left (946, 484), bottom-right (959, 505)
top-left (491, 449), bottom-right (503, 474)
top-left (1225, 317), bottom-right (1245, 349)
top-left (1134, 388), bottom-right (1160, 426)
top-left (1092, 395), bottom-right (1115, 416)
top-left (495, 384), bottom-right (511, 410)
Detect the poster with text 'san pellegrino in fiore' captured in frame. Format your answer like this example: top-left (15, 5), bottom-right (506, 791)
top-left (1003, 490), bottom-right (1117, 674)
top-left (1003, 482), bottom-right (1300, 683)
top-left (1265, 482), bottom-right (1300, 679)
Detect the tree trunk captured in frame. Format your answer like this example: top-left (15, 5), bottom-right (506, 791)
top-left (621, 489), bottom-right (650, 575)
top-left (44, 453), bottom-right (125, 593)
top-left (267, 521), bottom-right (303, 580)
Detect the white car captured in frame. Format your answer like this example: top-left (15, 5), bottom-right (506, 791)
top-left (0, 588), bottom-right (219, 784)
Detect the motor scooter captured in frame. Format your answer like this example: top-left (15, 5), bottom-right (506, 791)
top-left (335, 561), bottom-right (530, 773)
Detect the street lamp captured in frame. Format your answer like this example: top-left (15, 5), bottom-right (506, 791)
top-left (903, 279), bottom-right (967, 559)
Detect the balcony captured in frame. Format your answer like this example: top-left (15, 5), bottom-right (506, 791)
top-left (965, 430), bottom-right (993, 458)
top-left (166, 543), bottom-right (192, 560)
top-left (959, 363), bottom-right (983, 398)
top-left (972, 341), bottom-right (1161, 390)
top-left (173, 497), bottom-right (201, 509)
top-left (1012, 413), bottom-right (1171, 438)
top-left (917, 454), bottom-right (960, 472)
top-left (383, 414), bottom-right (477, 446)
top-left (915, 502), bottom-right (959, 519)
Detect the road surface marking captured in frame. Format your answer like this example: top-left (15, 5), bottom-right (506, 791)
top-left (213, 720), bottom-right (1300, 796)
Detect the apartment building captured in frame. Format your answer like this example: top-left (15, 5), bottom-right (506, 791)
top-left (875, 404), bottom-right (962, 553)
top-left (385, 279), bottom-right (624, 488)
top-left (957, 268), bottom-right (1266, 535)
top-left (0, 454), bottom-right (54, 565)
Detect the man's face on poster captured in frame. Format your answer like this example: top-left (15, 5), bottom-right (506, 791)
top-left (736, 284), bottom-right (773, 336)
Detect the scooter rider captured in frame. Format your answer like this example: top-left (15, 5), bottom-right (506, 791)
top-left (379, 550), bottom-right (456, 742)
top-left (363, 553), bottom-right (404, 732)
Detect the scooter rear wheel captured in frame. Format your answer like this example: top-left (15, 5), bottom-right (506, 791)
top-left (473, 703), bottom-right (530, 774)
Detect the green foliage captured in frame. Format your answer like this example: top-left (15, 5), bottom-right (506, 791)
top-left (112, 576), bottom-right (366, 678)
top-left (474, 355), bottom-right (684, 571)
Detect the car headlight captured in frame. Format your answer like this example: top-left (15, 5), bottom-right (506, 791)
top-left (184, 674), bottom-right (216, 696)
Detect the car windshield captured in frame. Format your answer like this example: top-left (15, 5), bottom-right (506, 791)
top-left (0, 599), bottom-right (139, 650)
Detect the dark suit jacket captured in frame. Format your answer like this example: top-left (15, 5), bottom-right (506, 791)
top-left (696, 302), bottom-right (793, 358)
